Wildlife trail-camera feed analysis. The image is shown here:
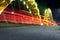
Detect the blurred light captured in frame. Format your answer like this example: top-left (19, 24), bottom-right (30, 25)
top-left (29, 10), bottom-right (32, 13)
top-left (28, 0), bottom-right (30, 1)
top-left (0, 0), bottom-right (14, 14)
top-left (11, 12), bottom-right (14, 14)
top-left (0, 0), bottom-right (5, 4)
top-left (20, 0), bottom-right (23, 2)
top-left (40, 23), bottom-right (43, 26)
top-left (26, 5), bottom-right (29, 9)
top-left (23, 1), bottom-right (26, 5)
top-left (24, 0), bottom-right (40, 17)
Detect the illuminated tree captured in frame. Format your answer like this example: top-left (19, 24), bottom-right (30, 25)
top-left (0, 0), bottom-right (41, 18)
top-left (44, 8), bottom-right (53, 26)
top-left (23, 0), bottom-right (41, 17)
top-left (0, 0), bottom-right (14, 14)
top-left (44, 8), bottom-right (53, 20)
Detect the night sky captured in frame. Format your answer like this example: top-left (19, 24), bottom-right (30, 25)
top-left (7, 0), bottom-right (60, 22)
top-left (36, 0), bottom-right (60, 22)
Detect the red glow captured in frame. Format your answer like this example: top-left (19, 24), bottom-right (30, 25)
top-left (0, 8), bottom-right (57, 26)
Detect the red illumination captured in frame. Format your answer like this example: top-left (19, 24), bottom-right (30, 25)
top-left (0, 8), bottom-right (57, 26)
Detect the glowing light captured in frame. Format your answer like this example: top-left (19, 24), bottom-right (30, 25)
top-left (20, 0), bottom-right (23, 2)
top-left (24, 0), bottom-right (40, 17)
top-left (11, 12), bottom-right (14, 14)
top-left (41, 23), bottom-right (43, 26)
top-left (44, 8), bottom-right (53, 20)
top-left (23, 1), bottom-right (26, 5)
top-left (10, 0), bottom-right (14, 3)
top-left (0, 0), bottom-right (14, 14)
top-left (28, 0), bottom-right (30, 1)
top-left (0, 0), bottom-right (5, 4)
top-left (29, 10), bottom-right (32, 13)
top-left (27, 9), bottom-right (31, 14)
top-left (26, 5), bottom-right (29, 9)
top-left (0, 0), bottom-right (56, 26)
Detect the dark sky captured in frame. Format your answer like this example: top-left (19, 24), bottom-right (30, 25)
top-left (36, 0), bottom-right (60, 22)
top-left (36, 0), bottom-right (60, 8)
top-left (47, 0), bottom-right (60, 22)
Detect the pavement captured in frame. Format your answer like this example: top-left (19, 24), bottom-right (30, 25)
top-left (0, 25), bottom-right (60, 40)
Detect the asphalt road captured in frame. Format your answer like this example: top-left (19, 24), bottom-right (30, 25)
top-left (0, 25), bottom-right (60, 40)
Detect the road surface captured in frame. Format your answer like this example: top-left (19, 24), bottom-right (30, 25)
top-left (0, 25), bottom-right (60, 40)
